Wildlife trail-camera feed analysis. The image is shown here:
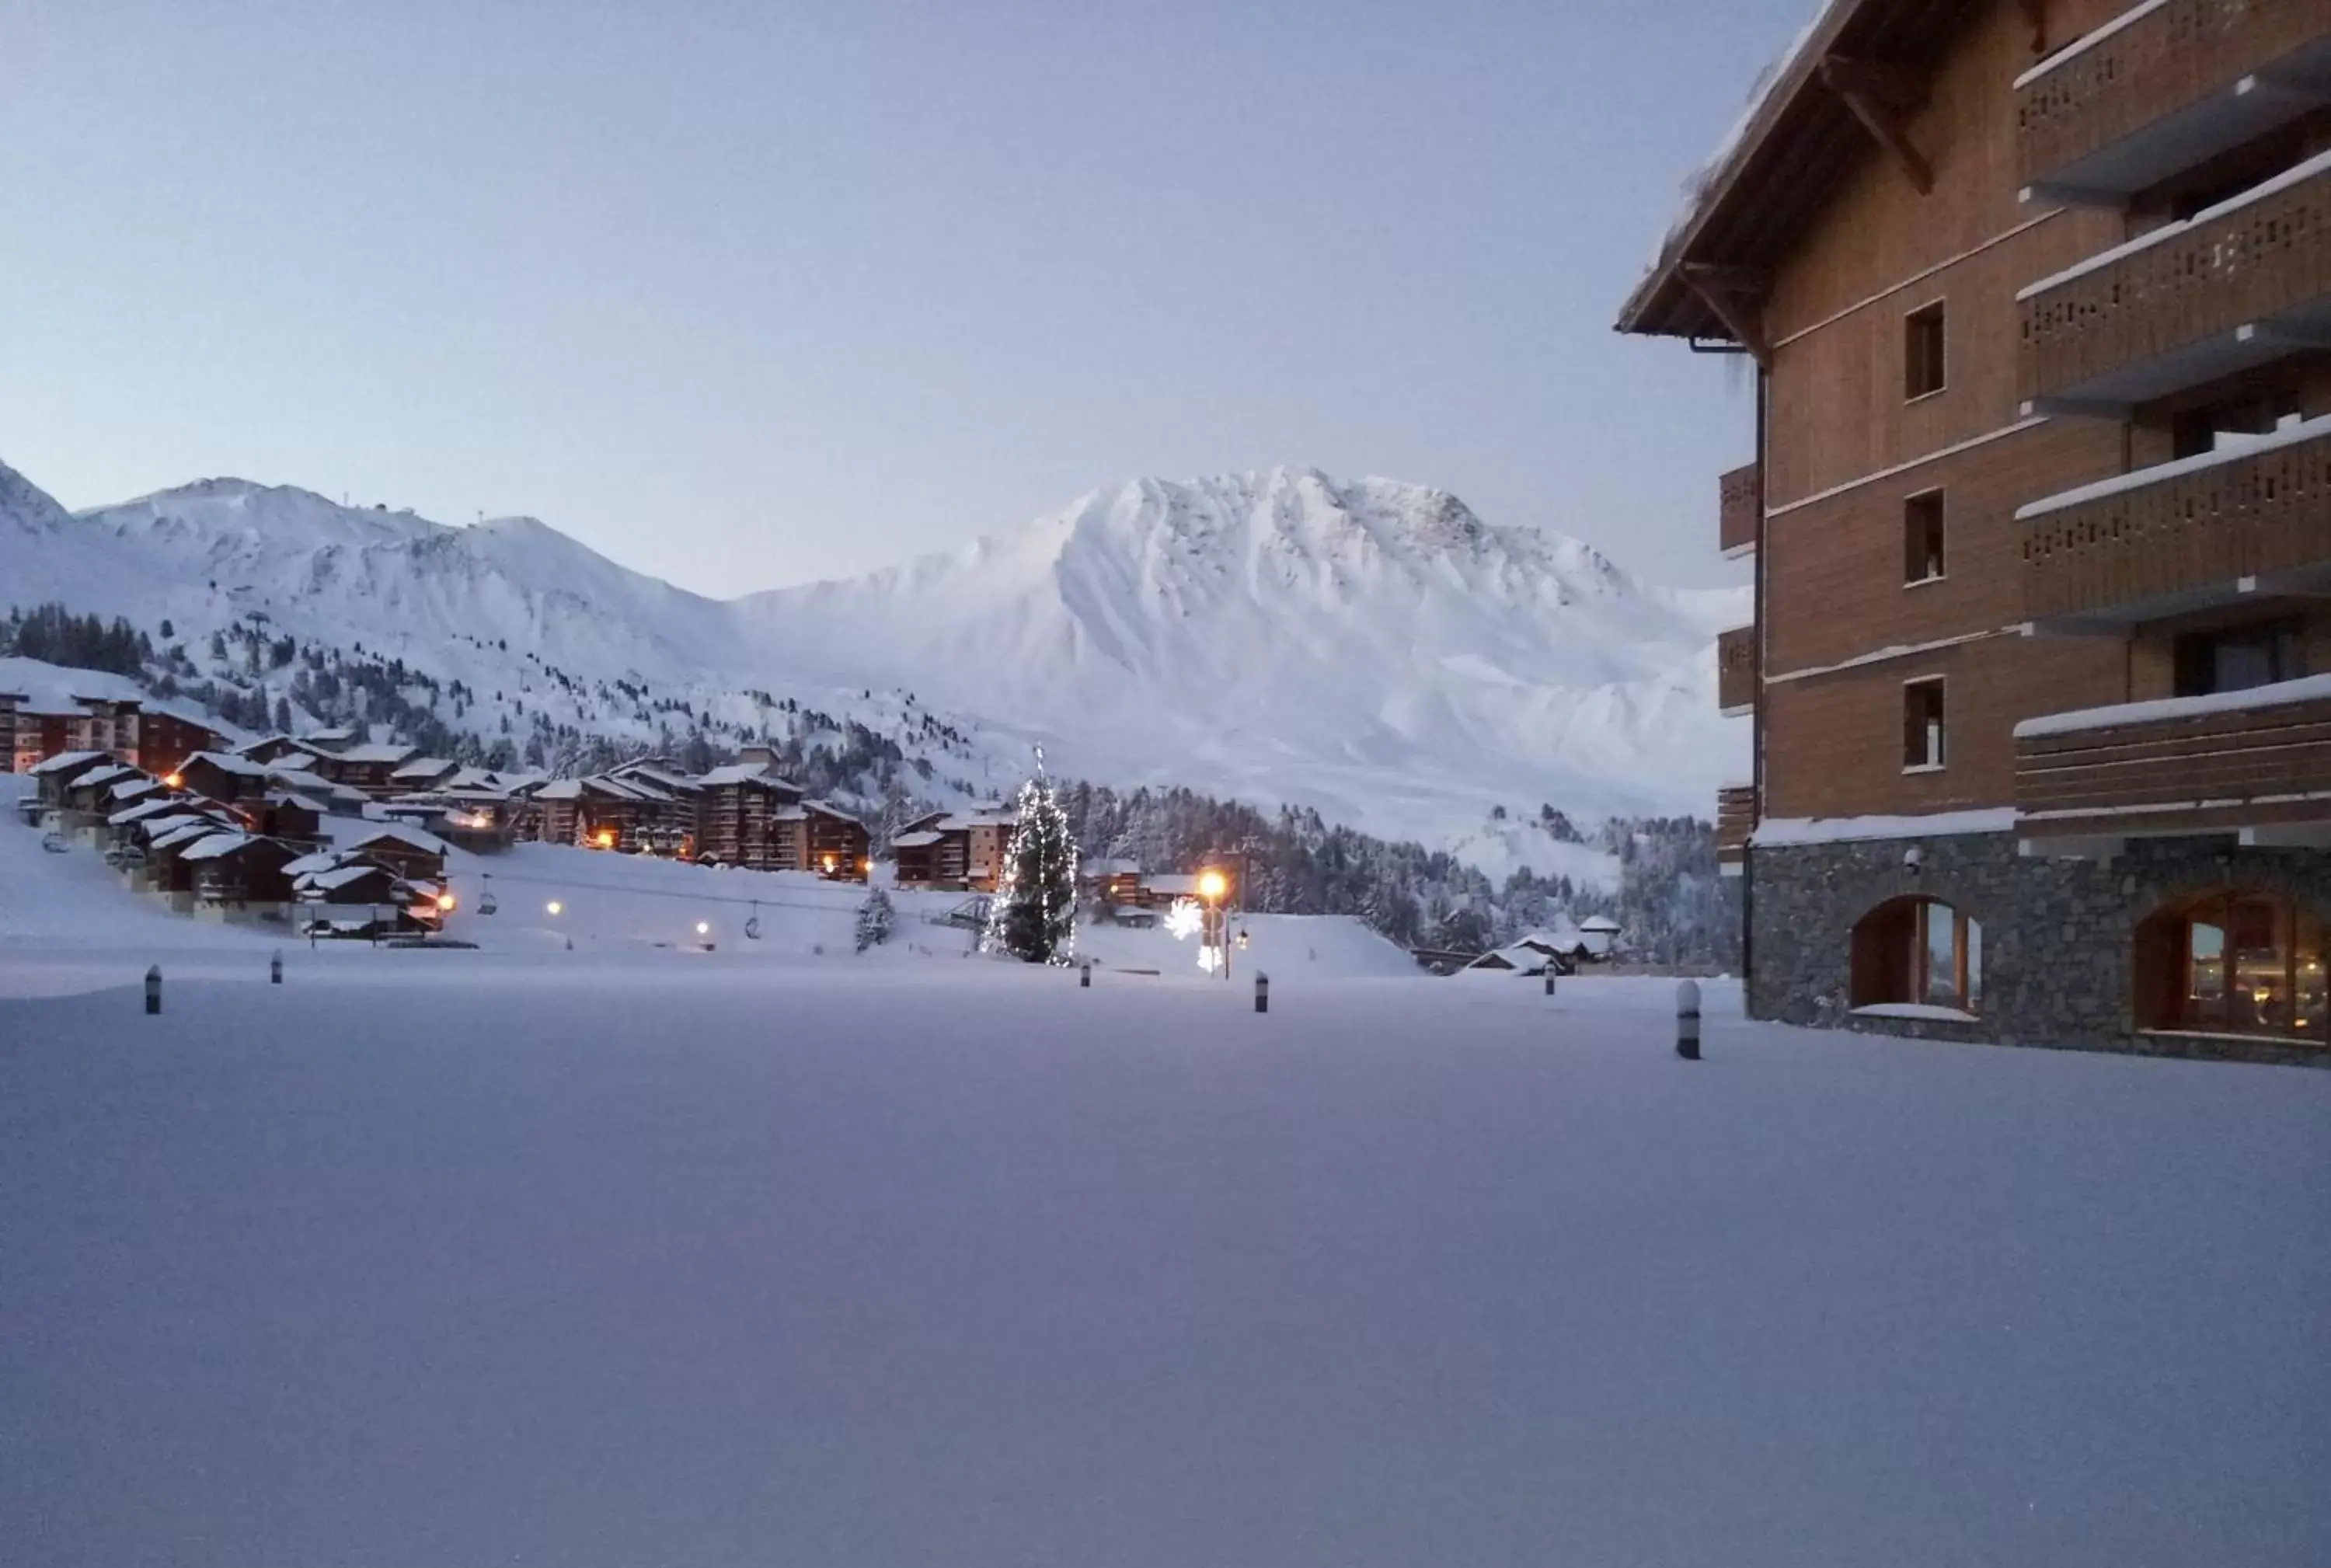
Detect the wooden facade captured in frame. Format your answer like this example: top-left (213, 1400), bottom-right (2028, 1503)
top-left (1719, 462), bottom-right (1762, 557)
top-left (1716, 784), bottom-right (1759, 873)
top-left (1621, 0), bottom-right (2331, 1054)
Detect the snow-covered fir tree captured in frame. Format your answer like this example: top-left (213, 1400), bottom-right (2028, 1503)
top-left (854, 888), bottom-right (895, 953)
top-left (986, 752), bottom-right (1078, 964)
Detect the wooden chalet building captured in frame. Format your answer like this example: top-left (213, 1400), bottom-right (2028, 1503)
top-left (1622, 0), bottom-right (2331, 1062)
top-left (175, 751), bottom-right (274, 810)
top-left (696, 748), bottom-right (809, 869)
top-left (791, 801), bottom-right (873, 881)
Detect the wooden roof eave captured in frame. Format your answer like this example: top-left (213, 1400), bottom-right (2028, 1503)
top-left (1615, 0), bottom-right (1974, 344)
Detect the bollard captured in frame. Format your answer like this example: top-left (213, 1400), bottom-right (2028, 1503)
top-left (1081, 962), bottom-right (1091, 989)
top-left (1674, 977), bottom-right (1701, 1061)
top-left (1544, 967), bottom-right (1557, 998)
top-left (270, 950), bottom-right (284, 985)
top-left (145, 965), bottom-right (162, 1016)
top-left (1255, 972), bottom-right (1269, 1014)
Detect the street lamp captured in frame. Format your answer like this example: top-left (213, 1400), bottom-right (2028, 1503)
top-left (1197, 866), bottom-right (1231, 980)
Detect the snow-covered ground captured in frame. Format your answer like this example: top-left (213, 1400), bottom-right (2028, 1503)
top-left (5, 779), bottom-right (2327, 1564)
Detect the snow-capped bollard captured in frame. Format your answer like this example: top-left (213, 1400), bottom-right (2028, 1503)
top-left (270, 950), bottom-right (283, 985)
top-left (1544, 967), bottom-right (1557, 998)
top-left (145, 966), bottom-right (162, 1016)
top-left (1255, 972), bottom-right (1269, 1014)
top-left (1674, 978), bottom-right (1701, 1061)
top-left (1081, 962), bottom-right (1091, 989)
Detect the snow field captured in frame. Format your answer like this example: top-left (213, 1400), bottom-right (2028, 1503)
top-left (2, 961), bottom-right (2325, 1567)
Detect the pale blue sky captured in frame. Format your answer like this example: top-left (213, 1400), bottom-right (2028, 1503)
top-left (1, 1), bottom-right (1803, 596)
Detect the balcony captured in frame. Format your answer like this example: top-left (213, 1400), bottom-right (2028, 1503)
top-left (2018, 152), bottom-right (2331, 413)
top-left (2015, 674), bottom-right (2331, 849)
top-left (2019, 413), bottom-right (2331, 626)
top-left (1717, 625), bottom-right (1758, 716)
top-left (1719, 462), bottom-right (1760, 558)
top-left (2015, 0), bottom-right (2331, 204)
top-left (1716, 784), bottom-right (1757, 875)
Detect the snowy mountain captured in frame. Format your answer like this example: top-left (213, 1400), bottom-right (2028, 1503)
top-left (2, 458), bottom-right (1747, 858)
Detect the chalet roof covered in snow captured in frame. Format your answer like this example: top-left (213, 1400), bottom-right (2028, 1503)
top-left (68, 763), bottom-right (139, 792)
top-left (108, 797), bottom-right (184, 827)
top-left (345, 824), bottom-right (449, 857)
top-left (176, 831), bottom-right (255, 862)
top-left (26, 750), bottom-right (107, 777)
top-left (888, 830), bottom-right (943, 849)
top-left (337, 742), bottom-right (420, 765)
top-left (390, 756), bottom-right (458, 781)
top-left (183, 749), bottom-right (270, 779)
top-left (109, 775), bottom-right (165, 803)
top-left (695, 762), bottom-right (800, 789)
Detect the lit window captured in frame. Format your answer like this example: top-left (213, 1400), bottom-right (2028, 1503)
top-left (2138, 892), bottom-right (2326, 1041)
top-left (1903, 679), bottom-right (1946, 770)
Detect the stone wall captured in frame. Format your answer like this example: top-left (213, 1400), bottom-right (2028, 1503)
top-left (1747, 832), bottom-right (2331, 1068)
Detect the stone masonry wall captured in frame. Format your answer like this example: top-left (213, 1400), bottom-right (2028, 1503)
top-left (1747, 834), bottom-right (2331, 1068)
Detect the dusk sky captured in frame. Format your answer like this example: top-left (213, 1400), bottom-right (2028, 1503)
top-left (2, 1), bottom-right (1809, 597)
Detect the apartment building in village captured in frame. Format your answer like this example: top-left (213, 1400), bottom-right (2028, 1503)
top-left (1623, 0), bottom-right (2329, 1061)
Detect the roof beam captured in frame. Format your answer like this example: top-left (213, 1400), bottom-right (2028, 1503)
top-left (1820, 55), bottom-right (1933, 196)
top-left (2017, 0), bottom-right (2047, 55)
top-left (1680, 263), bottom-right (1773, 370)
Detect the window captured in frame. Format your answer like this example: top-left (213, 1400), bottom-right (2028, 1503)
top-left (1851, 897), bottom-right (1984, 1014)
top-left (2136, 891), bottom-right (2326, 1043)
top-left (2172, 622), bottom-right (2305, 697)
top-left (1903, 678), bottom-right (1946, 770)
top-left (1904, 491), bottom-right (1946, 584)
top-left (1904, 301), bottom-right (1946, 399)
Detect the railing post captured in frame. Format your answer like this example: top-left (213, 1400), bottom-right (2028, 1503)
top-left (145, 965), bottom-right (162, 1016)
top-left (1254, 972), bottom-right (1269, 1014)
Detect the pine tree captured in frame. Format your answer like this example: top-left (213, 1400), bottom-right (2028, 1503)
top-left (855, 888), bottom-right (896, 953)
top-left (987, 752), bottom-right (1078, 964)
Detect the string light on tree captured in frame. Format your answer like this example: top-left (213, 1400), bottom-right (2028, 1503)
top-left (984, 745), bottom-right (1079, 965)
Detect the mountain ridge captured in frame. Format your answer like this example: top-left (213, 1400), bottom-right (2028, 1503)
top-left (4, 456), bottom-right (1747, 862)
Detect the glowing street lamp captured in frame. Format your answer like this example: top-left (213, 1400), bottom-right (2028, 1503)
top-left (594, 828), bottom-right (617, 850)
top-left (435, 891), bottom-right (456, 913)
top-left (1197, 868), bottom-right (1228, 902)
top-left (696, 921), bottom-right (710, 936)
top-left (545, 900), bottom-right (563, 916)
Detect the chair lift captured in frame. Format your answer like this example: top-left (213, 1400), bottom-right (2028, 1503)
top-left (744, 900), bottom-right (762, 941)
top-left (478, 873), bottom-right (499, 916)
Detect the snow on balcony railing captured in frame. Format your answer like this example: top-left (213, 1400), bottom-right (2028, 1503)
top-left (2016, 145), bottom-right (2331, 302)
top-left (2014, 672), bottom-right (2331, 740)
top-left (2012, 0), bottom-right (2171, 92)
top-left (2015, 412), bottom-right (2331, 521)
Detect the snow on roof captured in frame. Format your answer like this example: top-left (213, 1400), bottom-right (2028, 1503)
top-left (268, 765), bottom-right (359, 796)
top-left (889, 830), bottom-right (943, 849)
top-left (345, 824), bottom-right (448, 857)
top-left (177, 831), bottom-right (254, 862)
top-left (804, 800), bottom-right (864, 824)
top-left (2014, 672), bottom-right (2331, 740)
top-left (1082, 857), bottom-right (1141, 876)
top-left (26, 750), bottom-right (107, 776)
top-left (533, 779), bottom-right (584, 800)
top-left (1577, 916), bottom-right (1622, 932)
top-left (390, 756), bottom-right (457, 779)
top-left (1751, 808), bottom-right (2019, 848)
top-left (68, 763), bottom-right (138, 791)
top-left (151, 821), bottom-right (224, 850)
top-left (300, 863), bottom-right (391, 893)
top-left (281, 851), bottom-right (343, 878)
top-left (302, 725), bottom-right (361, 743)
top-left (2017, 413), bottom-right (2331, 521)
top-left (696, 762), bottom-right (792, 787)
top-left (109, 798), bottom-right (183, 826)
top-left (183, 750), bottom-right (270, 778)
top-left (336, 743), bottom-right (418, 765)
top-left (270, 792), bottom-right (327, 814)
top-left (1144, 873), bottom-right (1200, 895)
top-left (109, 775), bottom-right (165, 802)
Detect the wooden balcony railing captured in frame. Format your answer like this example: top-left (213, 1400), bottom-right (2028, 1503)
top-left (2016, 676), bottom-right (2331, 838)
top-left (2015, 0), bottom-right (2331, 191)
top-left (2020, 420), bottom-right (2331, 621)
top-left (2019, 155), bottom-right (2331, 406)
top-left (1719, 462), bottom-right (1760, 556)
top-left (1716, 784), bottom-right (1757, 868)
top-left (1717, 625), bottom-right (1758, 716)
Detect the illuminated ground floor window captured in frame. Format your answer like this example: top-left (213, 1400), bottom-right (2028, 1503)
top-left (2137, 892), bottom-right (2327, 1043)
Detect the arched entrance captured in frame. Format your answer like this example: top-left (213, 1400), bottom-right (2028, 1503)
top-left (1850, 896), bottom-right (1983, 1013)
top-left (2134, 890), bottom-right (2326, 1043)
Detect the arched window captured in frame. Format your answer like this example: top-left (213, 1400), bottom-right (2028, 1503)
top-left (2135, 891), bottom-right (2326, 1043)
top-left (1850, 896), bottom-right (1983, 1013)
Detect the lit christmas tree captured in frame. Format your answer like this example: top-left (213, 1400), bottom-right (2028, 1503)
top-left (986, 748), bottom-right (1078, 964)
